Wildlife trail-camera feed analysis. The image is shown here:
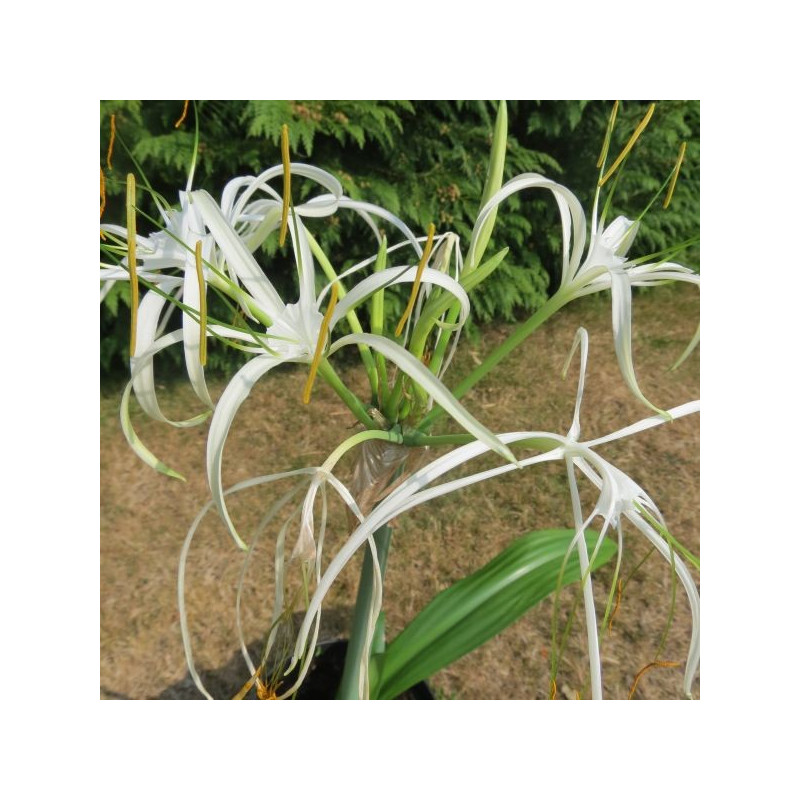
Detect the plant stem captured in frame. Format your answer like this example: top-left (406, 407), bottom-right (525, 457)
top-left (317, 358), bottom-right (376, 429)
top-left (417, 289), bottom-right (571, 432)
top-left (307, 232), bottom-right (379, 401)
top-left (403, 432), bottom-right (476, 448)
top-left (336, 525), bottom-right (393, 699)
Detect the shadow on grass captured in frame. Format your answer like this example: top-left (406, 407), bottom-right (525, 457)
top-left (100, 605), bottom-right (429, 700)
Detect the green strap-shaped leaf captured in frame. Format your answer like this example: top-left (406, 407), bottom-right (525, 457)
top-left (371, 528), bottom-right (616, 699)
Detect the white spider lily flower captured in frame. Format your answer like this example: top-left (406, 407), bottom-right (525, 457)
top-left (102, 190), bottom-right (217, 411)
top-left (557, 327), bottom-right (698, 698)
top-left (469, 171), bottom-right (699, 416)
top-left (582, 215), bottom-right (638, 275)
top-left (108, 158), bottom-right (530, 594)
top-left (120, 323), bottom-right (270, 479)
top-left (286, 330), bottom-right (699, 700)
top-left (218, 163), bottom-right (420, 261)
top-left (560, 432), bottom-right (700, 699)
top-left (102, 162), bottom-right (348, 422)
top-left (106, 160), bottom-right (513, 550)
top-left (564, 210), bottom-right (699, 417)
top-left (192, 191), bottom-right (515, 550)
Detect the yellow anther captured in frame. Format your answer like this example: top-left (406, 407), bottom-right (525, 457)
top-left (627, 660), bottom-right (680, 699)
top-left (106, 113), bottom-right (116, 170)
top-left (303, 284), bottom-right (339, 404)
top-left (394, 223), bottom-right (436, 338)
top-left (279, 123), bottom-right (291, 246)
top-left (100, 167), bottom-right (107, 221)
top-left (126, 173), bottom-right (139, 358)
top-left (194, 242), bottom-right (207, 366)
top-left (175, 100), bottom-right (190, 129)
top-left (549, 679), bottom-right (557, 700)
top-left (663, 141), bottom-right (687, 209)
top-left (596, 100), bottom-right (619, 168)
top-left (599, 102), bottom-right (656, 187)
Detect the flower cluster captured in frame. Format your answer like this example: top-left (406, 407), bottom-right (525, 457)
top-left (101, 102), bottom-right (699, 699)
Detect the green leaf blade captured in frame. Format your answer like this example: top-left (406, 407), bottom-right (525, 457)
top-left (372, 528), bottom-right (616, 699)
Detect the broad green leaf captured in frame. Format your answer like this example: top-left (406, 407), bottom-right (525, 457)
top-left (371, 528), bottom-right (616, 700)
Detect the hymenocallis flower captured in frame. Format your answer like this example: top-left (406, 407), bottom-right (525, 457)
top-left (101, 184), bottom-right (218, 415)
top-left (468, 102), bottom-right (699, 417)
top-left (193, 202), bottom-right (514, 549)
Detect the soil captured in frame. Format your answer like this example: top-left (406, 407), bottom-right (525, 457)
top-left (100, 284), bottom-right (699, 700)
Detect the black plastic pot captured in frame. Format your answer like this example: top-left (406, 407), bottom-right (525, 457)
top-left (291, 639), bottom-right (434, 700)
top-left (135, 637), bottom-right (434, 700)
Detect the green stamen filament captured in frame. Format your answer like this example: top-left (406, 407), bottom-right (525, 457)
top-left (303, 285), bottom-right (338, 404)
top-left (175, 100), bottom-right (189, 129)
top-left (663, 141), bottom-right (687, 209)
top-left (279, 124), bottom-right (291, 246)
top-left (599, 102), bottom-right (656, 187)
top-left (126, 173), bottom-right (138, 358)
top-left (194, 242), bottom-right (207, 366)
top-left (395, 223), bottom-right (435, 337)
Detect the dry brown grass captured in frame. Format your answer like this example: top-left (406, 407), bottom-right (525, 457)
top-left (100, 283), bottom-right (699, 700)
